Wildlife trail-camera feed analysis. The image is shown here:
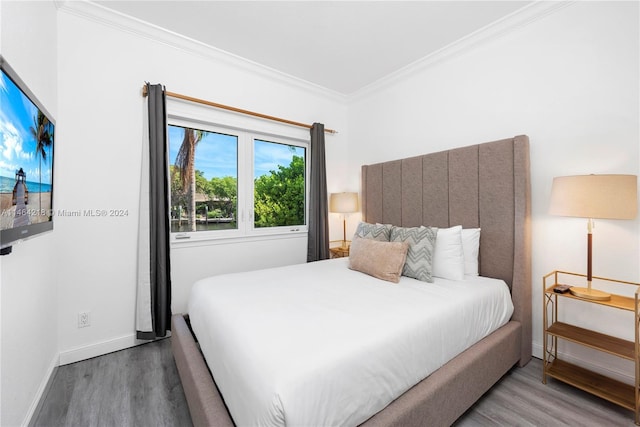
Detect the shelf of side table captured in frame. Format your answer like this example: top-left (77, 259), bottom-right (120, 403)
top-left (542, 270), bottom-right (640, 425)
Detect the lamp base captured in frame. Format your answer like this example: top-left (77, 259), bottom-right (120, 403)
top-left (569, 286), bottom-right (611, 301)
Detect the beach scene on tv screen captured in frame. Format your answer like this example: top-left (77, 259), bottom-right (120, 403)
top-left (0, 69), bottom-right (54, 231)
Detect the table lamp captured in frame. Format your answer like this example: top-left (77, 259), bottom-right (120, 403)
top-left (329, 192), bottom-right (359, 249)
top-left (549, 174), bottom-right (637, 301)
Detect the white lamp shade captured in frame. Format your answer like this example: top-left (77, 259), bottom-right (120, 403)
top-left (549, 174), bottom-right (637, 219)
top-left (330, 192), bottom-right (359, 213)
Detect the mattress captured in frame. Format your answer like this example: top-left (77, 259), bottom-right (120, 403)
top-left (188, 258), bottom-right (514, 427)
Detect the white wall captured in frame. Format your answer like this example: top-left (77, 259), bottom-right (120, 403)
top-left (55, 3), bottom-right (348, 364)
top-left (0, 2), bottom-right (59, 425)
top-left (349, 1), bottom-right (639, 382)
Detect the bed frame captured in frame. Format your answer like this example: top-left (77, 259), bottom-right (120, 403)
top-left (171, 135), bottom-right (531, 427)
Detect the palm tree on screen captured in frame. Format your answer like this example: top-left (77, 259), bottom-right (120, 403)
top-left (175, 127), bottom-right (204, 231)
top-left (29, 111), bottom-right (53, 212)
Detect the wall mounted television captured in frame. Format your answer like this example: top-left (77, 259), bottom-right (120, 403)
top-left (0, 56), bottom-right (55, 254)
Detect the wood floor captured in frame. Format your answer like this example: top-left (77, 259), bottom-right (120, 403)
top-left (32, 338), bottom-right (191, 427)
top-left (33, 338), bottom-right (635, 426)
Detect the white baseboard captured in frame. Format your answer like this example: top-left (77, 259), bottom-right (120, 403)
top-left (58, 333), bottom-right (141, 365)
top-left (532, 340), bottom-right (544, 360)
top-left (24, 355), bottom-right (58, 427)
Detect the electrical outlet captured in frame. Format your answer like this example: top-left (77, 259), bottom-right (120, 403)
top-left (78, 311), bottom-right (90, 328)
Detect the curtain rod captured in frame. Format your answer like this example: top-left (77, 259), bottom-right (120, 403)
top-left (141, 85), bottom-right (337, 134)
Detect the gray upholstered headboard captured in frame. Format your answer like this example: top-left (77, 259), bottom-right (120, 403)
top-left (361, 135), bottom-right (531, 361)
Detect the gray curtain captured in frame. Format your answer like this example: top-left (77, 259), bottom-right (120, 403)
top-left (136, 83), bottom-right (172, 340)
top-left (307, 123), bottom-right (329, 261)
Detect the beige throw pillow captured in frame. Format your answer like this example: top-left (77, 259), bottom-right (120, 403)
top-left (348, 235), bottom-right (409, 283)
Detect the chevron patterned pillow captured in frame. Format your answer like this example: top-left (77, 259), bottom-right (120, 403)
top-left (390, 226), bottom-right (437, 283)
top-left (354, 221), bottom-right (392, 241)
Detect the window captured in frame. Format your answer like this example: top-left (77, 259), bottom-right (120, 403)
top-left (168, 125), bottom-right (238, 233)
top-left (253, 139), bottom-right (306, 228)
top-left (168, 121), bottom-right (308, 241)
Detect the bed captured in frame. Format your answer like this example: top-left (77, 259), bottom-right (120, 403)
top-left (171, 135), bottom-right (532, 427)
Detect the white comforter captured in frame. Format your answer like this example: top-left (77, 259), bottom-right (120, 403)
top-left (188, 258), bottom-right (513, 427)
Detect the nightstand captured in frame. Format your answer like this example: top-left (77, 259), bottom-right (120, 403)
top-left (330, 246), bottom-right (350, 258)
top-left (542, 270), bottom-right (640, 425)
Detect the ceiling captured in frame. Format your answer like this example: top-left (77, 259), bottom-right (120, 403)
top-left (94, 1), bottom-right (532, 95)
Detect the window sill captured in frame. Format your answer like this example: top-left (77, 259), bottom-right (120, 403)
top-left (169, 229), bottom-right (307, 250)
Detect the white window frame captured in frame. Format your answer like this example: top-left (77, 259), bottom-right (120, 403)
top-left (167, 100), bottom-right (310, 246)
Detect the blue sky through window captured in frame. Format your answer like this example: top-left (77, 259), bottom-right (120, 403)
top-left (168, 125), bottom-right (304, 180)
top-left (168, 125), bottom-right (238, 179)
top-left (254, 139), bottom-right (304, 179)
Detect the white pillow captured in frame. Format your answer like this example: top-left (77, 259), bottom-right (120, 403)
top-left (432, 225), bottom-right (465, 280)
top-left (462, 228), bottom-right (481, 276)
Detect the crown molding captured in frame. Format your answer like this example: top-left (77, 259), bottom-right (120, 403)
top-left (348, 1), bottom-right (575, 102)
top-left (55, 0), bottom-right (348, 104)
top-left (56, 1), bottom-right (572, 104)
